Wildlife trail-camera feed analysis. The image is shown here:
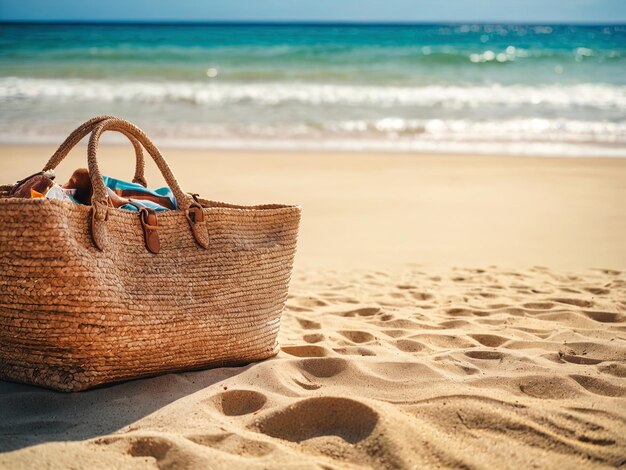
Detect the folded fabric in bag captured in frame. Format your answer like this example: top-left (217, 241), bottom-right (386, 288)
top-left (0, 116), bottom-right (301, 392)
top-left (102, 175), bottom-right (176, 212)
top-left (10, 165), bottom-right (176, 212)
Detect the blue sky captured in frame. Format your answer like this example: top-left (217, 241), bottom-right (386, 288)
top-left (0, 0), bottom-right (625, 23)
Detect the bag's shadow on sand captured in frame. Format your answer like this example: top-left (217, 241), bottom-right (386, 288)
top-left (0, 365), bottom-right (248, 452)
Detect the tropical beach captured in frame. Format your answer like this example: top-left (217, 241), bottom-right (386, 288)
top-left (1, 4), bottom-right (626, 470)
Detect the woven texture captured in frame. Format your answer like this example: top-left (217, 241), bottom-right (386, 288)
top-left (0, 117), bottom-right (300, 392)
top-left (43, 115), bottom-right (149, 187)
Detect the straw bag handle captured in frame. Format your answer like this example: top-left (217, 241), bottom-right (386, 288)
top-left (42, 116), bottom-right (149, 187)
top-left (88, 118), bottom-right (209, 252)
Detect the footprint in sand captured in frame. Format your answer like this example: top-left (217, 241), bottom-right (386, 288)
top-left (213, 390), bottom-right (267, 416)
top-left (469, 334), bottom-right (510, 347)
top-left (393, 339), bottom-right (426, 353)
top-left (410, 291), bottom-right (434, 301)
top-left (583, 287), bottom-right (611, 296)
top-left (126, 436), bottom-right (173, 460)
top-left (282, 345), bottom-right (329, 358)
top-left (518, 376), bottom-right (584, 400)
top-left (299, 357), bottom-right (348, 378)
top-left (339, 330), bottom-right (377, 344)
top-left (583, 311), bottom-right (625, 323)
top-left (302, 333), bottom-right (324, 343)
top-left (570, 375), bottom-right (626, 398)
top-left (549, 298), bottom-right (595, 308)
top-left (253, 397), bottom-right (378, 444)
top-left (559, 354), bottom-right (604, 365)
top-left (522, 302), bottom-right (555, 310)
top-left (465, 350), bottom-right (506, 360)
top-left (296, 318), bottom-right (321, 330)
top-left (445, 308), bottom-right (474, 317)
top-left (439, 319), bottom-right (471, 328)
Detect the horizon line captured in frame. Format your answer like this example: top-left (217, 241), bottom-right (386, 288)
top-left (1, 19), bottom-right (625, 27)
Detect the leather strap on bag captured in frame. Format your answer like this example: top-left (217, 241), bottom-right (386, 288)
top-left (139, 208), bottom-right (160, 254)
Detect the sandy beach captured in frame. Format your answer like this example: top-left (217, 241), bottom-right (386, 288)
top-left (0, 146), bottom-right (625, 469)
top-left (1, 145), bottom-right (625, 270)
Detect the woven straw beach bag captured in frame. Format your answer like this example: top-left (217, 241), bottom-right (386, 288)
top-left (0, 117), bottom-right (300, 392)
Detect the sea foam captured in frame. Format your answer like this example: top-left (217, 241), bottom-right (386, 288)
top-left (1, 78), bottom-right (625, 110)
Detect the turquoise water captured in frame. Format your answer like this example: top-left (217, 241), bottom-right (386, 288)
top-left (1, 23), bottom-right (625, 155)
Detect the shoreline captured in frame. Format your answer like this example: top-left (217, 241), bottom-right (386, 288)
top-left (1, 140), bottom-right (625, 159)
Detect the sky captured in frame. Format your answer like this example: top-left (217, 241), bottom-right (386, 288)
top-left (0, 0), bottom-right (625, 23)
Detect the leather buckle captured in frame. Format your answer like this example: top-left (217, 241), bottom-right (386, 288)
top-left (185, 203), bottom-right (204, 224)
top-left (185, 202), bottom-right (209, 249)
top-left (139, 208), bottom-right (160, 254)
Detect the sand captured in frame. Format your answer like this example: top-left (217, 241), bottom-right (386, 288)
top-left (0, 145), bottom-right (625, 469)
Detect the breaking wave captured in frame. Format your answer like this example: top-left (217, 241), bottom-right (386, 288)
top-left (1, 78), bottom-right (625, 110)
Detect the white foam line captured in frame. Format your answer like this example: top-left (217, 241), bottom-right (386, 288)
top-left (1, 77), bottom-right (625, 109)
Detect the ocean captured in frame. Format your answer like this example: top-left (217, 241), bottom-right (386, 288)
top-left (0, 23), bottom-right (624, 156)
